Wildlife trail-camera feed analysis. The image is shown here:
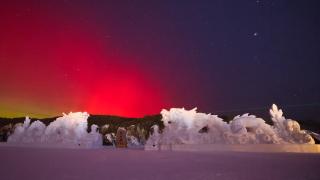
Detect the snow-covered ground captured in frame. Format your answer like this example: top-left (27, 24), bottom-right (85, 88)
top-left (0, 145), bottom-right (319, 180)
top-left (2, 104), bottom-right (319, 179)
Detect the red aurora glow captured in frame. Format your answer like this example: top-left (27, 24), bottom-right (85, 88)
top-left (0, 3), bottom-right (168, 117)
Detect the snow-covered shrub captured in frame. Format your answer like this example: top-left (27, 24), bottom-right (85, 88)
top-left (8, 112), bottom-right (102, 148)
top-left (146, 104), bottom-right (315, 147)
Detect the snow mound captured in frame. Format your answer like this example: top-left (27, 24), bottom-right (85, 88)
top-left (8, 112), bottom-right (102, 148)
top-left (146, 104), bottom-right (315, 147)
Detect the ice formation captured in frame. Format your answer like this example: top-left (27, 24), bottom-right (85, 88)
top-left (8, 112), bottom-right (102, 148)
top-left (146, 104), bottom-right (315, 147)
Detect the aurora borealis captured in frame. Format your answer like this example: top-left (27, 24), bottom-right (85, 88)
top-left (0, 1), bottom-right (319, 119)
top-left (0, 1), bottom-right (169, 117)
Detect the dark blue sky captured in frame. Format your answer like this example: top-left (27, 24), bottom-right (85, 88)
top-left (88, 0), bottom-right (320, 118)
top-left (0, 0), bottom-right (319, 119)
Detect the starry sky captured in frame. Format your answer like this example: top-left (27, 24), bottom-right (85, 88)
top-left (0, 0), bottom-right (319, 119)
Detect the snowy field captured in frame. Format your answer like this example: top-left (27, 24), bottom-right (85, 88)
top-left (2, 105), bottom-right (319, 179)
top-left (1, 145), bottom-right (319, 180)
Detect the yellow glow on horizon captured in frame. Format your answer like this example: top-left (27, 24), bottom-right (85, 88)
top-left (0, 102), bottom-right (57, 118)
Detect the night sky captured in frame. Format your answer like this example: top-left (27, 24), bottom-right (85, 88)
top-left (0, 1), bottom-right (319, 119)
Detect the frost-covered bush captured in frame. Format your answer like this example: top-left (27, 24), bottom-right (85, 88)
top-left (146, 125), bottom-right (161, 149)
top-left (146, 104), bottom-right (315, 146)
top-left (270, 104), bottom-right (314, 144)
top-left (8, 112), bottom-right (102, 148)
top-left (104, 133), bottom-right (115, 146)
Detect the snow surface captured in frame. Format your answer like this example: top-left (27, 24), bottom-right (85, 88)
top-left (0, 145), bottom-right (319, 180)
top-left (2, 104), bottom-right (320, 179)
top-left (146, 104), bottom-right (315, 148)
top-left (145, 144), bottom-right (320, 153)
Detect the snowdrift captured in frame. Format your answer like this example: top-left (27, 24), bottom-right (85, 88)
top-left (146, 104), bottom-right (315, 149)
top-left (7, 112), bottom-right (102, 148)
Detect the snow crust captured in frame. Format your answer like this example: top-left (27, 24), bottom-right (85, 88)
top-left (0, 146), bottom-right (319, 180)
top-left (8, 112), bottom-right (102, 148)
top-left (146, 104), bottom-right (315, 148)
